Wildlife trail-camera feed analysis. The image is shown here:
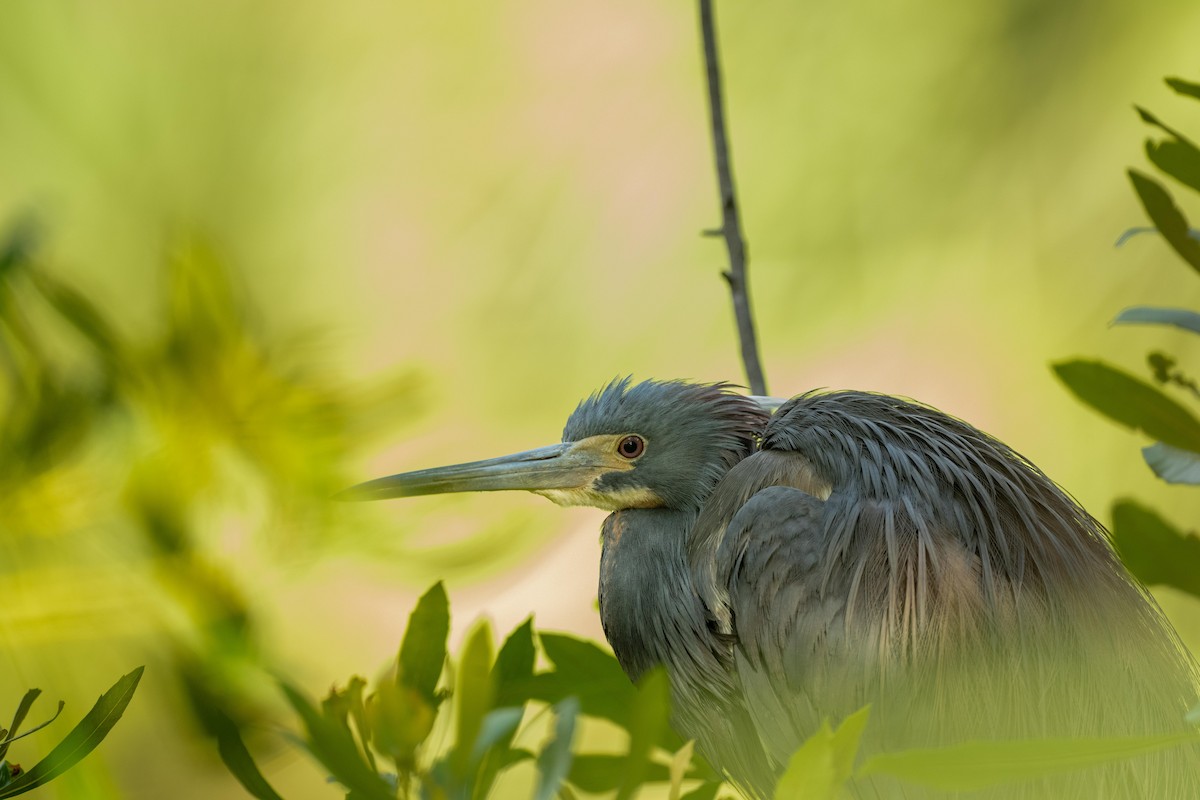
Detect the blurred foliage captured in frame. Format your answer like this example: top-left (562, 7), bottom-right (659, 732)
top-left (0, 668), bottom-right (142, 797)
top-left (221, 584), bottom-right (724, 800)
top-left (243, 587), bottom-right (1200, 800)
top-left (0, 213), bottom-right (421, 789)
top-left (1053, 75), bottom-right (1200, 599)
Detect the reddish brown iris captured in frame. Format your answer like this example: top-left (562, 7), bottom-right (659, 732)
top-left (617, 435), bottom-right (645, 459)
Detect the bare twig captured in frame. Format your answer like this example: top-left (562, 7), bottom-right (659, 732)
top-left (697, 0), bottom-right (767, 395)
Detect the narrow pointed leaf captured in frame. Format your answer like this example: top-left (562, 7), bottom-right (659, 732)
top-left (1143, 442), bottom-right (1200, 484)
top-left (857, 731), bottom-right (1200, 792)
top-left (492, 618), bottom-right (535, 707)
top-left (214, 719), bottom-right (285, 800)
top-left (535, 698), bottom-right (579, 800)
top-left (1052, 360), bottom-right (1200, 453)
top-left (450, 621), bottom-right (494, 779)
top-left (1167, 77), bottom-right (1200, 101)
top-left (1112, 500), bottom-right (1200, 598)
top-left (398, 582), bottom-right (450, 702)
top-left (0, 667), bottom-right (143, 799)
top-left (668, 740), bottom-right (695, 800)
top-left (616, 668), bottom-right (672, 800)
top-left (280, 683), bottom-right (395, 800)
top-left (1128, 170), bottom-right (1200, 274)
top-left (1112, 307), bottom-right (1200, 335)
top-left (0, 701), bottom-right (64, 753)
top-left (0, 690), bottom-right (51, 761)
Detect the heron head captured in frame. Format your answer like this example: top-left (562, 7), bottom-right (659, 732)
top-left (341, 378), bottom-right (774, 512)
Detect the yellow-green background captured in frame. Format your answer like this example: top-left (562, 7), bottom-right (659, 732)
top-left (2, 0), bottom-right (1200, 797)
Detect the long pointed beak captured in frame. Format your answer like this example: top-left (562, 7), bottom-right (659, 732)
top-left (338, 442), bottom-right (615, 501)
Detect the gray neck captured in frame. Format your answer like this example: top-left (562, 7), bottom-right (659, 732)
top-left (597, 508), bottom-right (726, 688)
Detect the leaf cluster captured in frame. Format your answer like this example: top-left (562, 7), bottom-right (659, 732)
top-left (1052, 76), bottom-right (1200, 605)
top-left (219, 584), bottom-right (722, 800)
top-left (0, 669), bottom-right (143, 798)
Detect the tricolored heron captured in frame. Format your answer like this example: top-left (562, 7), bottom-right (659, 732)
top-left (346, 379), bottom-right (1199, 798)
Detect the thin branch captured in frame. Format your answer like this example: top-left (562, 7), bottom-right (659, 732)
top-left (697, 0), bottom-right (767, 395)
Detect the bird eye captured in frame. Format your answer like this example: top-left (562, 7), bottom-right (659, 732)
top-left (617, 435), bottom-right (645, 459)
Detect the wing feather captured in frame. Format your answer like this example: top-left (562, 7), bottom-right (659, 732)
top-left (687, 391), bottom-right (1200, 798)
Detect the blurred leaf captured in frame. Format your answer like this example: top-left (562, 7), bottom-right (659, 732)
top-left (0, 216), bottom-right (39, 282)
top-left (774, 706), bottom-right (869, 800)
top-left (512, 634), bottom-right (685, 753)
top-left (1142, 442), bottom-right (1200, 484)
top-left (27, 268), bottom-right (124, 367)
top-left (668, 740), bottom-right (694, 800)
top-left (1128, 170), bottom-right (1200, 274)
top-left (325, 677), bottom-right (376, 772)
top-left (450, 621), bottom-right (494, 780)
top-left (399, 582), bottom-right (450, 703)
top-left (1112, 500), bottom-right (1200, 598)
top-left (365, 682), bottom-right (434, 770)
top-left (857, 730), bottom-right (1200, 792)
top-left (213, 718), bottom-right (285, 800)
top-left (535, 698), bottom-right (579, 800)
top-left (567, 755), bottom-right (674, 793)
top-left (492, 618), bottom-right (535, 708)
top-left (468, 707), bottom-right (523, 765)
top-left (617, 669), bottom-right (672, 800)
top-left (1147, 139), bottom-right (1200, 195)
top-left (0, 667), bottom-right (143, 799)
top-left (1052, 360), bottom-right (1200, 453)
top-left (679, 783), bottom-right (721, 800)
top-left (1113, 307), bottom-right (1200, 335)
top-left (1167, 77), bottom-right (1200, 101)
top-left (281, 682), bottom-right (395, 800)
top-left (470, 706), bottom-right (525, 800)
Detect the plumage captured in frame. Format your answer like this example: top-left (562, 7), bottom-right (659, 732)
top-left (347, 378), bottom-right (1200, 798)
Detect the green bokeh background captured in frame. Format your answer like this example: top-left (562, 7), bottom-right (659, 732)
top-left (2, 0), bottom-right (1200, 797)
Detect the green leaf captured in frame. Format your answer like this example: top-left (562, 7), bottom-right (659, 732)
top-left (1167, 77), bottom-right (1200, 101)
top-left (617, 668), bottom-right (672, 800)
top-left (668, 740), bottom-right (694, 800)
top-left (0, 699), bottom-right (64, 754)
top-left (450, 621), bottom-right (494, 779)
top-left (0, 690), bottom-right (60, 763)
top-left (1112, 500), bottom-right (1200, 598)
top-left (492, 618), bottom-right (535, 707)
top-left (1128, 170), bottom-right (1200, 274)
top-left (398, 582), bottom-right (450, 703)
top-left (0, 215), bottom-right (39, 282)
top-left (213, 717), bottom-right (285, 800)
top-left (0, 667), bottom-right (144, 799)
top-left (679, 783), bottom-right (721, 800)
top-left (857, 731), bottom-right (1200, 792)
top-left (534, 698), bottom-right (579, 800)
top-left (1147, 139), bottom-right (1200, 195)
top-left (567, 756), bottom-right (674, 793)
top-left (774, 706), bottom-right (869, 800)
top-left (1142, 442), bottom-right (1200, 484)
top-left (281, 683), bottom-right (395, 800)
top-left (1052, 360), bottom-right (1200, 453)
top-left (469, 707), bottom-right (523, 765)
top-left (27, 269), bottom-right (123, 363)
top-left (366, 682), bottom-right (435, 769)
top-left (1112, 306), bottom-right (1200, 335)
